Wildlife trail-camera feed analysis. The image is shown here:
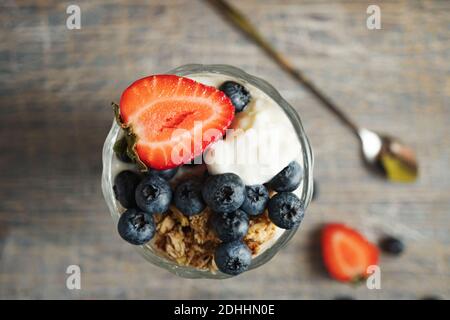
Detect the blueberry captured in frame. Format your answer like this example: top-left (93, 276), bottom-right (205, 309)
top-left (202, 173), bottom-right (245, 213)
top-left (219, 81), bottom-right (251, 112)
top-left (241, 185), bottom-right (269, 216)
top-left (113, 136), bottom-right (133, 163)
top-left (113, 170), bottom-right (141, 208)
top-left (117, 208), bottom-right (155, 245)
top-left (379, 236), bottom-right (404, 255)
top-left (268, 161), bottom-right (303, 192)
top-left (268, 192), bottom-right (304, 229)
top-left (149, 167), bottom-right (179, 180)
top-left (211, 209), bottom-right (249, 242)
top-left (214, 240), bottom-right (252, 275)
top-left (174, 179), bottom-right (206, 216)
top-left (135, 174), bottom-right (172, 214)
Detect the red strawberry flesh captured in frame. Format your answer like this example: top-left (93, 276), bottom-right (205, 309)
top-left (119, 75), bottom-right (235, 169)
top-left (321, 223), bottom-right (379, 282)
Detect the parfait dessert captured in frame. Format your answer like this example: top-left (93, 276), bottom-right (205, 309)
top-left (103, 65), bottom-right (313, 277)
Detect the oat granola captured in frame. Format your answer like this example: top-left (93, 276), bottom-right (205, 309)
top-left (150, 205), bottom-right (277, 272)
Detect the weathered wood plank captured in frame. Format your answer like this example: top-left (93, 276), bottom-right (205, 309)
top-left (0, 0), bottom-right (449, 299)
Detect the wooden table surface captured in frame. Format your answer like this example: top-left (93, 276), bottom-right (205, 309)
top-left (0, 0), bottom-right (449, 299)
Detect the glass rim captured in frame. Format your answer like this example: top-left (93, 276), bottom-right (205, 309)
top-left (101, 64), bottom-right (314, 279)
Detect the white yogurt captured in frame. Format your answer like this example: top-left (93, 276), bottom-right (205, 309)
top-left (186, 74), bottom-right (302, 185)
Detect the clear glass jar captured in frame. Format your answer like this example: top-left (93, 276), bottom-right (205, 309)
top-left (102, 64), bottom-right (314, 279)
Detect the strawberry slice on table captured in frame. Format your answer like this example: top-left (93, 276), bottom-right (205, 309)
top-left (115, 75), bottom-right (235, 170)
top-left (321, 223), bottom-right (379, 282)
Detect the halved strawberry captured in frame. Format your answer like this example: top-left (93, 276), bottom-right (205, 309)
top-left (117, 75), bottom-right (235, 170)
top-left (321, 223), bottom-right (379, 282)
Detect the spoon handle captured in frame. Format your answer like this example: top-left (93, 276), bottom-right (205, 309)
top-left (209, 0), bottom-right (360, 135)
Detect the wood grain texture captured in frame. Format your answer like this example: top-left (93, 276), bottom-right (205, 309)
top-left (0, 0), bottom-right (449, 299)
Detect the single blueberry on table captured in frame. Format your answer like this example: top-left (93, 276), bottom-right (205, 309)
top-left (379, 236), bottom-right (404, 255)
top-left (214, 240), bottom-right (252, 276)
top-left (211, 209), bottom-right (249, 242)
top-left (268, 192), bottom-right (304, 229)
top-left (202, 173), bottom-right (245, 214)
top-left (268, 161), bottom-right (303, 192)
top-left (219, 81), bottom-right (251, 112)
top-left (135, 174), bottom-right (172, 214)
top-left (113, 170), bottom-right (141, 208)
top-left (117, 208), bottom-right (155, 245)
top-left (241, 184), bottom-right (269, 216)
top-left (174, 179), bottom-right (206, 216)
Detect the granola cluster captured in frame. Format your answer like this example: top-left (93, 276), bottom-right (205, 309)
top-left (150, 205), bottom-right (277, 272)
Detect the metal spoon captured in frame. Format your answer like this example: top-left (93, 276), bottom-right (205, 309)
top-left (208, 0), bottom-right (418, 182)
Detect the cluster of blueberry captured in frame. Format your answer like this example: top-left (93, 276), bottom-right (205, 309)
top-left (113, 160), bottom-right (304, 275)
top-left (204, 161), bottom-right (304, 275)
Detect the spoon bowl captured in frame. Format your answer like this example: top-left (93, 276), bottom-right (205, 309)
top-left (359, 128), bottom-right (418, 182)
